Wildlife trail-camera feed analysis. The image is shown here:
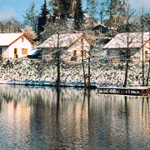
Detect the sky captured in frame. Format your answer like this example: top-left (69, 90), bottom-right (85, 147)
top-left (0, 0), bottom-right (150, 23)
top-left (0, 0), bottom-right (49, 22)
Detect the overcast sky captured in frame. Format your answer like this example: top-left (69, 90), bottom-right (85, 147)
top-left (1, 0), bottom-right (150, 22)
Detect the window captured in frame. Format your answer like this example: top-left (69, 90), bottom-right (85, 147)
top-left (81, 50), bottom-right (86, 56)
top-left (0, 48), bottom-right (2, 58)
top-left (145, 51), bottom-right (148, 58)
top-left (145, 50), bottom-right (149, 61)
top-left (74, 50), bottom-right (77, 56)
top-left (14, 48), bottom-right (18, 58)
top-left (22, 37), bottom-right (24, 43)
top-left (22, 48), bottom-right (28, 55)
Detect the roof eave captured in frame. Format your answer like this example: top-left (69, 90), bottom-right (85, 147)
top-left (8, 33), bottom-right (35, 46)
top-left (0, 45), bottom-right (8, 47)
top-left (103, 47), bottom-right (141, 50)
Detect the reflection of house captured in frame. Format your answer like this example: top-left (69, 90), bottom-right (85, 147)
top-left (38, 33), bottom-right (93, 61)
top-left (103, 32), bottom-right (150, 62)
top-left (0, 33), bottom-right (35, 58)
top-left (93, 23), bottom-right (107, 35)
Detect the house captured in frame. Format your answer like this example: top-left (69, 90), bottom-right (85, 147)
top-left (93, 23), bottom-right (107, 35)
top-left (103, 32), bottom-right (150, 62)
top-left (38, 33), bottom-right (93, 61)
top-left (0, 33), bottom-right (35, 59)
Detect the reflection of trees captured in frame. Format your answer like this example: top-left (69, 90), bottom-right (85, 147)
top-left (0, 99), bottom-right (2, 112)
top-left (87, 89), bottom-right (91, 146)
top-left (141, 97), bottom-right (150, 129)
top-left (82, 89), bottom-right (86, 110)
top-left (124, 96), bottom-right (130, 149)
top-left (1, 86), bottom-right (150, 149)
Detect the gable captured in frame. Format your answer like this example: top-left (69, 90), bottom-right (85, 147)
top-left (8, 33), bottom-right (35, 46)
top-left (68, 38), bottom-right (90, 53)
top-left (68, 33), bottom-right (94, 49)
top-left (104, 32), bottom-right (150, 49)
top-left (0, 33), bottom-right (35, 46)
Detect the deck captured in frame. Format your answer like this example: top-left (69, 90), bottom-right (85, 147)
top-left (97, 87), bottom-right (150, 96)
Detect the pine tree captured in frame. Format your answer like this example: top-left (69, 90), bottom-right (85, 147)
top-left (74, 0), bottom-right (84, 30)
top-left (86, 0), bottom-right (97, 29)
top-left (106, 0), bottom-right (124, 29)
top-left (49, 0), bottom-right (73, 20)
top-left (23, 2), bottom-right (38, 33)
top-left (38, 0), bottom-right (49, 36)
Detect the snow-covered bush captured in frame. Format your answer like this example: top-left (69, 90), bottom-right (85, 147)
top-left (0, 58), bottom-right (149, 86)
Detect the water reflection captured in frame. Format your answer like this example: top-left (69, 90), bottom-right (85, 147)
top-left (0, 85), bottom-right (150, 149)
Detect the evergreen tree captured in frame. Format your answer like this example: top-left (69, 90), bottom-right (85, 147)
top-left (49, 0), bottom-right (73, 20)
top-left (106, 0), bottom-right (126, 29)
top-left (23, 2), bottom-right (38, 33)
top-left (74, 0), bottom-right (84, 30)
top-left (86, 0), bottom-right (97, 29)
top-left (38, 0), bottom-right (49, 36)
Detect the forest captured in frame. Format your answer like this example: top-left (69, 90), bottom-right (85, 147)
top-left (0, 0), bottom-right (150, 42)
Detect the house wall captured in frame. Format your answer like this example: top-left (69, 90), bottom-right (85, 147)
top-left (41, 38), bottom-right (91, 61)
top-left (42, 48), bottom-right (55, 61)
top-left (2, 47), bottom-right (9, 58)
top-left (4, 36), bottom-right (32, 58)
top-left (131, 42), bottom-right (150, 62)
top-left (106, 46), bottom-right (150, 63)
top-left (67, 38), bottom-right (90, 61)
top-left (107, 48), bottom-right (141, 62)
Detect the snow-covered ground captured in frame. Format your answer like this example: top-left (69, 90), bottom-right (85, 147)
top-left (0, 58), bottom-right (149, 87)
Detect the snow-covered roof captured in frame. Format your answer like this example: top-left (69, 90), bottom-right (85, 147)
top-left (104, 32), bottom-right (150, 49)
top-left (38, 33), bottom-right (93, 48)
top-left (93, 23), bottom-right (106, 29)
top-left (0, 33), bottom-right (35, 46)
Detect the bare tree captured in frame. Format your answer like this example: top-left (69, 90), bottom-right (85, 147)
top-left (24, 25), bottom-right (37, 39)
top-left (81, 38), bottom-right (87, 87)
top-left (141, 12), bottom-right (145, 86)
top-left (39, 18), bottom-right (69, 86)
top-left (123, 0), bottom-right (134, 87)
top-left (146, 14), bottom-right (150, 86)
top-left (0, 18), bottom-right (23, 33)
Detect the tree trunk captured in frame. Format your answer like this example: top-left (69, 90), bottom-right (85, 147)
top-left (123, 31), bottom-right (129, 87)
top-left (141, 17), bottom-right (145, 86)
top-left (88, 46), bottom-right (91, 87)
top-left (146, 60), bottom-right (150, 86)
top-left (123, 58), bottom-right (129, 87)
top-left (56, 53), bottom-right (60, 86)
top-left (146, 30), bottom-right (150, 86)
top-left (56, 32), bottom-right (60, 87)
top-left (109, 0), bottom-right (113, 30)
top-left (81, 38), bottom-right (86, 87)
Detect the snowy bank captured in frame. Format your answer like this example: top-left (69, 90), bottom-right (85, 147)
top-left (0, 58), bottom-right (149, 87)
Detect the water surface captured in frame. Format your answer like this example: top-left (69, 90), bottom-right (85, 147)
top-left (0, 85), bottom-right (150, 150)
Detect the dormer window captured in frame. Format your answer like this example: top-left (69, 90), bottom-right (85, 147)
top-left (22, 37), bottom-right (24, 43)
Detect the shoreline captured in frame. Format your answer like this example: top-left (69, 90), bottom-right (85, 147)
top-left (0, 80), bottom-right (141, 89)
top-left (0, 80), bottom-right (98, 88)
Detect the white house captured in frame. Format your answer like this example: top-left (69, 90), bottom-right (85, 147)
top-left (103, 32), bottom-right (150, 62)
top-left (0, 33), bottom-right (35, 58)
top-left (38, 33), bottom-right (93, 61)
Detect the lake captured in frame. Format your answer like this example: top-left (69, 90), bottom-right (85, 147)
top-left (0, 85), bottom-right (150, 150)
